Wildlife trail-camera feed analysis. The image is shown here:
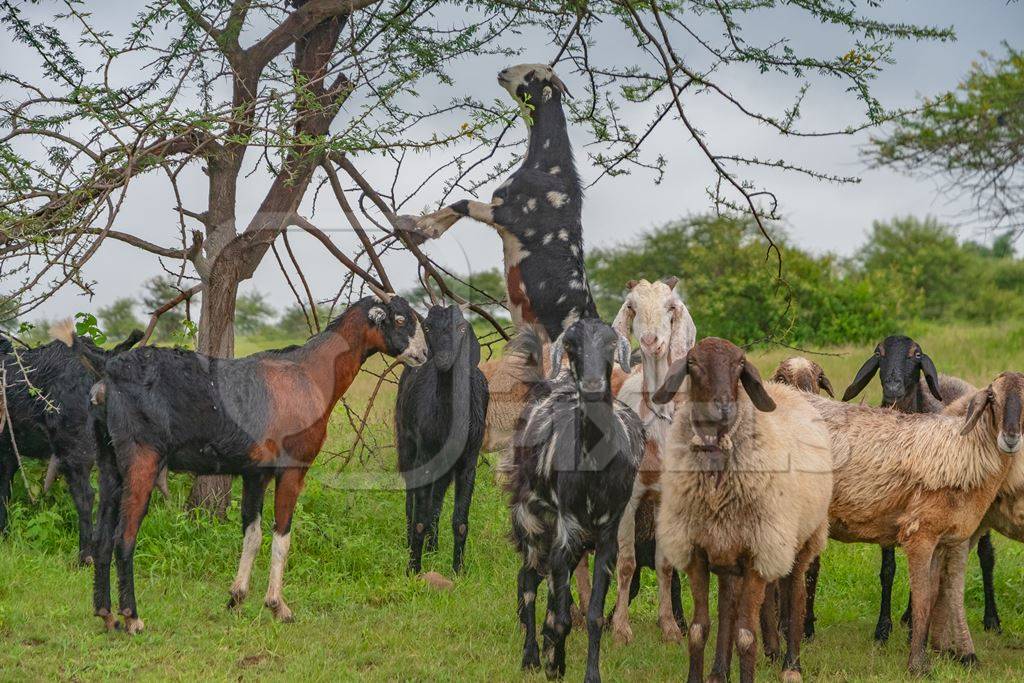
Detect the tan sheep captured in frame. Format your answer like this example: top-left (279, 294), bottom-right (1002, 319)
top-left (804, 371), bottom-right (1024, 674)
top-left (653, 338), bottom-right (832, 683)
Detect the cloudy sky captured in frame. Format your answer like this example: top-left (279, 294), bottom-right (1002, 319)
top-left (5, 1), bottom-right (1022, 323)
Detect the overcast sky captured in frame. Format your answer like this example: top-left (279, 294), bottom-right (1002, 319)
top-left (5, 1), bottom-right (1023, 323)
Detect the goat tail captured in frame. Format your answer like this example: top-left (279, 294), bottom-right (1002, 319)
top-left (505, 324), bottom-right (548, 386)
top-left (50, 318), bottom-right (75, 347)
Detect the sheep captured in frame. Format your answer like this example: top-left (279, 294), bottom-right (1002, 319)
top-left (838, 335), bottom-right (979, 642)
top-left (399, 63), bottom-right (598, 342)
top-left (652, 338), bottom-right (833, 683)
top-left (756, 356), bottom-right (835, 659)
top-left (608, 277), bottom-right (696, 644)
top-left (395, 304), bottom-right (488, 574)
top-left (1, 325), bottom-right (142, 565)
top-left (77, 292), bottom-right (427, 633)
top-left (803, 371), bottom-right (1024, 673)
top-left (500, 320), bottom-right (643, 683)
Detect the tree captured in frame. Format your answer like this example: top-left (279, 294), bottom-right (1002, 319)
top-left (235, 291), bottom-right (274, 336)
top-left (98, 298), bottom-right (143, 341)
top-left (0, 1), bottom-right (952, 511)
top-left (867, 45), bottom-right (1024, 237)
top-left (402, 268), bottom-right (507, 320)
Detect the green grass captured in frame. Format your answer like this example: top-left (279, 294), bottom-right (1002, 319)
top-left (4, 322), bottom-right (1024, 681)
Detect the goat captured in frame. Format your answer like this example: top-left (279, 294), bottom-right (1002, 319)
top-left (399, 63), bottom-right (598, 342)
top-left (653, 339), bottom-right (833, 683)
top-left (395, 304), bottom-right (488, 574)
top-left (1, 324), bottom-right (142, 564)
top-left (837, 335), bottom-right (979, 642)
top-left (608, 277), bottom-right (696, 644)
top-left (500, 320), bottom-right (642, 683)
top-left (804, 372), bottom-right (1024, 673)
top-left (77, 293), bottom-right (427, 633)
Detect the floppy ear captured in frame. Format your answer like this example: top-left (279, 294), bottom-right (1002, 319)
top-left (669, 302), bottom-right (696, 364)
top-left (817, 370), bottom-right (836, 398)
top-left (616, 334), bottom-right (632, 373)
top-left (612, 298), bottom-right (635, 340)
top-left (741, 360), bottom-right (776, 412)
top-left (921, 354), bottom-right (943, 402)
top-left (548, 332), bottom-right (566, 379)
top-left (961, 388), bottom-right (994, 436)
top-left (368, 306), bottom-right (387, 324)
top-left (652, 358), bottom-right (688, 405)
top-left (842, 355), bottom-right (879, 402)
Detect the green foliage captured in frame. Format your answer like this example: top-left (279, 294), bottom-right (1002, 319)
top-left (868, 45), bottom-right (1024, 232)
top-left (73, 312), bottom-right (106, 345)
top-left (276, 304), bottom-right (336, 338)
top-left (97, 298), bottom-right (142, 340)
top-left (857, 216), bottom-right (1024, 323)
top-left (588, 215), bottom-right (916, 347)
top-left (235, 291), bottom-right (275, 336)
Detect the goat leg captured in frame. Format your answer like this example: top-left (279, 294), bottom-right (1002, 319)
top-left (685, 553), bottom-right (711, 683)
top-left (875, 546), bottom-right (897, 643)
top-left (803, 556), bottom-right (820, 640)
top-left (584, 529), bottom-right (617, 683)
top-left (977, 531), bottom-right (1001, 633)
top-left (518, 565), bottom-right (543, 671)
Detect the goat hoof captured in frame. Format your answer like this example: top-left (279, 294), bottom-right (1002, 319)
top-left (908, 655), bottom-right (931, 677)
top-left (952, 652), bottom-right (979, 668)
top-left (612, 621), bottom-right (634, 645)
top-left (659, 617), bottom-right (685, 644)
top-left (78, 554), bottom-right (94, 567)
top-left (521, 648), bottom-right (541, 671)
top-left (96, 610), bottom-right (117, 632)
top-left (782, 669), bottom-right (802, 683)
top-left (265, 598), bottom-right (294, 623)
top-left (227, 589), bottom-right (247, 609)
top-left (873, 621), bottom-right (892, 644)
top-left (983, 615), bottom-right (1002, 633)
top-left (123, 616), bottom-right (145, 635)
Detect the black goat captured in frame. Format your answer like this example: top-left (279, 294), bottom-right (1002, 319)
top-left (78, 294), bottom-right (427, 633)
top-left (804, 335), bottom-right (980, 642)
top-left (501, 320), bottom-right (643, 683)
top-left (1, 326), bottom-right (141, 564)
top-left (395, 304), bottom-right (488, 574)
top-left (400, 63), bottom-right (598, 341)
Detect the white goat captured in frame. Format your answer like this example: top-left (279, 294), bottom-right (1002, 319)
top-left (607, 277), bottom-right (696, 644)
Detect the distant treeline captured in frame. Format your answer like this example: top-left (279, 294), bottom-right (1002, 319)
top-left (587, 214), bottom-right (1023, 346)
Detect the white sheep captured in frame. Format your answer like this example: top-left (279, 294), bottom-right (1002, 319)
top-left (653, 338), bottom-right (832, 683)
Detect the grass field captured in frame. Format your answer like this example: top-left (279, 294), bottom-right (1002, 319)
top-left (3, 322), bottom-right (1024, 681)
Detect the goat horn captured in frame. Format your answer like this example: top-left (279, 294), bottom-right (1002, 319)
top-left (366, 280), bottom-right (394, 303)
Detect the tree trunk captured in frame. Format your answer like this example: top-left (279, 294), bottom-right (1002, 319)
top-left (185, 274), bottom-right (238, 516)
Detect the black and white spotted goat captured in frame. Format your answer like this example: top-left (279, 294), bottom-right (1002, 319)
top-left (500, 319), bottom-right (644, 683)
top-left (400, 63), bottom-right (597, 341)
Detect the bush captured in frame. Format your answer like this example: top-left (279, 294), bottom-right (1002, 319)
top-left (587, 214), bottom-right (917, 347)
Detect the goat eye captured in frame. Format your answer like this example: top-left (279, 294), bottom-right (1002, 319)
top-left (395, 315), bottom-right (406, 326)
top-left (458, 324), bottom-right (466, 333)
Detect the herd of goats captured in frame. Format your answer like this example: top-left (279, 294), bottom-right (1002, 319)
top-left (2, 63), bottom-right (1024, 683)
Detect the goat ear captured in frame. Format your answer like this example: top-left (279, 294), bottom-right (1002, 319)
top-left (616, 334), bottom-right (632, 374)
top-left (842, 355), bottom-right (879, 402)
top-left (660, 275), bottom-right (679, 290)
top-left (626, 279), bottom-right (638, 290)
top-left (921, 354), bottom-right (943, 402)
top-left (669, 303), bottom-right (696, 364)
top-left (548, 332), bottom-right (566, 379)
top-left (550, 73), bottom-right (572, 98)
top-left (652, 358), bottom-right (688, 405)
top-left (961, 387), bottom-right (994, 436)
top-left (368, 306), bottom-right (387, 324)
top-left (741, 360), bottom-right (776, 412)
top-left (612, 299), bottom-right (635, 340)
top-left (817, 370), bottom-right (836, 398)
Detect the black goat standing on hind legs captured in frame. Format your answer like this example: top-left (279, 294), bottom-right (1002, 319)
top-left (399, 63), bottom-right (598, 342)
top-left (395, 304), bottom-right (488, 575)
top-left (1, 325), bottom-right (142, 565)
top-left (501, 320), bottom-right (643, 683)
